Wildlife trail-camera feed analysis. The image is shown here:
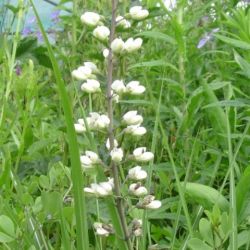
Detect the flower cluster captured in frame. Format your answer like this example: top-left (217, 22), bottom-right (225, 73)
top-left (73, 4), bottom-right (162, 241)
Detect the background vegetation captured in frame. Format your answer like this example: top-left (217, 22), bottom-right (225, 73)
top-left (0, 0), bottom-right (250, 249)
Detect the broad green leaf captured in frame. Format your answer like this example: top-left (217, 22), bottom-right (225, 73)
top-left (188, 238), bottom-right (213, 250)
top-left (215, 34), bottom-right (250, 50)
top-left (237, 230), bottom-right (250, 248)
top-left (181, 182), bottom-right (229, 211)
top-left (236, 166), bottom-right (250, 222)
top-left (0, 215), bottom-right (16, 243)
top-left (199, 218), bottom-right (213, 246)
top-left (203, 99), bottom-right (250, 108)
top-left (41, 192), bottom-right (62, 218)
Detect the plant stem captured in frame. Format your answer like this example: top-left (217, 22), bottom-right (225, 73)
top-left (106, 1), bottom-right (131, 249)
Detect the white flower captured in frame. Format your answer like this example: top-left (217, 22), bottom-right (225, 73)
top-left (129, 183), bottom-right (148, 197)
top-left (124, 38), bottom-right (143, 53)
top-left (106, 138), bottom-right (118, 150)
top-left (145, 200), bottom-right (162, 209)
top-left (126, 81), bottom-right (146, 95)
top-left (163, 0), bottom-right (177, 11)
top-left (74, 123), bottom-right (86, 133)
top-left (111, 38), bottom-right (125, 54)
top-left (123, 111), bottom-right (143, 125)
top-left (128, 166), bottom-right (147, 180)
top-left (87, 112), bottom-right (110, 129)
top-left (84, 179), bottom-right (114, 197)
top-left (81, 79), bottom-right (101, 93)
top-left (95, 115), bottom-right (110, 129)
top-left (93, 223), bottom-right (113, 237)
top-left (71, 66), bottom-right (92, 80)
top-left (103, 48), bottom-right (110, 58)
top-left (125, 125), bottom-right (147, 136)
top-left (137, 195), bottom-right (162, 209)
top-left (133, 147), bottom-right (154, 162)
top-left (129, 6), bottom-right (149, 20)
top-left (85, 151), bottom-right (99, 163)
top-left (84, 61), bottom-right (99, 73)
top-left (80, 151), bottom-right (99, 169)
top-left (110, 148), bottom-right (123, 162)
top-left (116, 16), bottom-right (131, 29)
top-left (111, 80), bottom-right (126, 94)
top-left (93, 26), bottom-right (110, 41)
top-left (80, 12), bottom-right (100, 26)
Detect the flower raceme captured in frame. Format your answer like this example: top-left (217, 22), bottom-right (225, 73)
top-left (84, 178), bottom-right (114, 197)
top-left (133, 147), bottom-right (154, 162)
top-left (93, 26), bottom-right (110, 41)
top-left (129, 6), bottom-right (149, 20)
top-left (81, 12), bottom-right (101, 27)
top-left (123, 110), bottom-right (143, 126)
top-left (81, 79), bottom-right (101, 93)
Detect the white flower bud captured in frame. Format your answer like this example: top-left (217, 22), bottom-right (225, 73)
top-left (125, 125), bottom-right (147, 136)
top-left (80, 151), bottom-right (99, 169)
top-left (111, 80), bottom-right (126, 94)
top-left (93, 26), bottom-right (110, 41)
top-left (123, 111), bottom-right (143, 126)
top-left (133, 147), bottom-right (154, 162)
top-left (136, 195), bottom-right (162, 209)
top-left (74, 123), bottom-right (86, 133)
top-left (124, 38), bottom-right (143, 53)
top-left (128, 166), bottom-right (147, 180)
top-left (106, 138), bottom-right (118, 150)
top-left (71, 66), bottom-right (92, 80)
top-left (84, 61), bottom-right (99, 73)
top-left (111, 38), bottom-right (125, 54)
top-left (110, 148), bottom-right (123, 163)
top-left (81, 79), bottom-right (101, 93)
top-left (116, 16), bottom-right (131, 29)
top-left (129, 6), bottom-right (149, 20)
top-left (126, 81), bottom-right (146, 95)
top-left (129, 183), bottom-right (148, 197)
top-left (111, 90), bottom-right (119, 103)
top-left (80, 12), bottom-right (101, 27)
top-left (103, 48), bottom-right (110, 58)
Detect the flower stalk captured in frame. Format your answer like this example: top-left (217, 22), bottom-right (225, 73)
top-left (106, 0), bottom-right (132, 248)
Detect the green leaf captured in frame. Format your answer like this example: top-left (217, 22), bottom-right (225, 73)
top-left (215, 34), bottom-right (250, 50)
top-left (234, 51), bottom-right (250, 79)
top-left (41, 192), bottom-right (62, 218)
top-left (236, 166), bottom-right (250, 222)
top-left (128, 59), bottom-right (178, 72)
top-left (199, 218), bottom-right (213, 246)
top-left (188, 238), bottom-right (213, 250)
top-left (137, 31), bottom-right (176, 45)
top-left (181, 182), bottom-right (229, 211)
top-left (0, 215), bottom-right (16, 243)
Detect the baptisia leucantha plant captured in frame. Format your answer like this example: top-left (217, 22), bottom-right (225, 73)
top-left (72, 1), bottom-right (161, 248)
